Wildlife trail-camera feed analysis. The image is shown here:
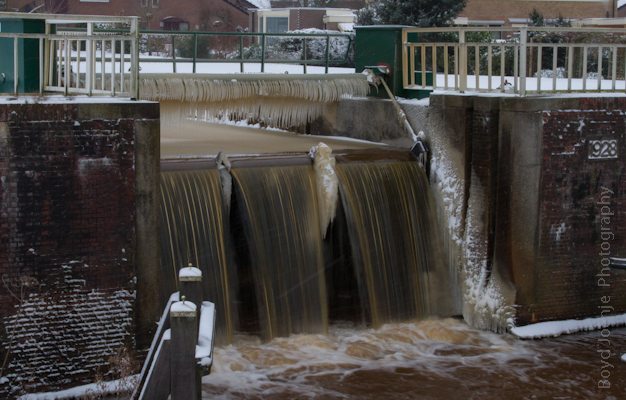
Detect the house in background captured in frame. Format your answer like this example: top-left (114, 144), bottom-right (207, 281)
top-left (249, 7), bottom-right (356, 33)
top-left (5, 0), bottom-right (257, 32)
top-left (617, 0), bottom-right (626, 17)
top-left (5, 0), bottom-right (68, 13)
top-left (455, 0), bottom-right (616, 28)
top-left (269, 0), bottom-right (364, 9)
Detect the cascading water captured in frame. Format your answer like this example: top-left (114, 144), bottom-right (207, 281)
top-left (336, 161), bottom-right (451, 327)
top-left (231, 166), bottom-right (328, 340)
top-left (159, 151), bottom-right (450, 343)
top-left (160, 170), bottom-right (237, 345)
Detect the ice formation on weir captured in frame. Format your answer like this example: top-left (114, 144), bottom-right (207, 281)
top-left (427, 134), bottom-right (466, 315)
top-left (139, 74), bottom-right (370, 103)
top-left (160, 98), bottom-right (325, 130)
top-left (311, 143), bottom-right (339, 238)
top-left (460, 196), bottom-right (515, 333)
top-left (143, 74), bottom-right (369, 129)
top-left (417, 107), bottom-right (513, 332)
top-left (216, 152), bottom-right (233, 213)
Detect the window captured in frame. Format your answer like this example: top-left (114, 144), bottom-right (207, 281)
top-left (141, 0), bottom-right (147, 7)
top-left (266, 17), bottom-right (288, 33)
top-left (259, 16), bottom-right (263, 33)
top-left (163, 17), bottom-right (187, 31)
top-left (152, 0), bottom-right (159, 8)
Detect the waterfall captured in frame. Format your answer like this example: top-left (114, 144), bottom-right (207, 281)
top-left (231, 166), bottom-right (328, 340)
top-left (159, 157), bottom-right (451, 341)
top-left (336, 161), bottom-right (451, 327)
top-left (160, 170), bottom-right (236, 345)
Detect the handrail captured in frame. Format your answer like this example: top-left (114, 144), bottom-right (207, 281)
top-left (56, 27), bottom-right (354, 74)
top-left (0, 11), bottom-right (352, 98)
top-left (0, 12), bottom-right (139, 98)
top-left (402, 26), bottom-right (626, 96)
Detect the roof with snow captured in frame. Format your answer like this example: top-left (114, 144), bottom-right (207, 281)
top-left (247, 0), bottom-right (271, 8)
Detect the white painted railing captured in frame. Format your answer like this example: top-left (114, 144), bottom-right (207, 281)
top-left (0, 12), bottom-right (139, 98)
top-left (402, 27), bottom-right (626, 96)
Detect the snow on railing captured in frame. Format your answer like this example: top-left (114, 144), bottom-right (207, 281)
top-left (402, 26), bottom-right (626, 96)
top-left (0, 12), bottom-right (140, 98)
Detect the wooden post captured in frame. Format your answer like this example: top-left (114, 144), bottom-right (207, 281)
top-left (179, 264), bottom-right (203, 400)
top-left (179, 264), bottom-right (203, 316)
top-left (170, 298), bottom-right (198, 400)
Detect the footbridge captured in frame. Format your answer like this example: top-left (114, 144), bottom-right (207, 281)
top-left (3, 12), bottom-right (626, 100)
top-left (4, 11), bottom-right (626, 128)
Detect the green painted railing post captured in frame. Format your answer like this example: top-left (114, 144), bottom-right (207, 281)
top-left (193, 33), bottom-right (197, 73)
top-left (261, 35), bottom-right (266, 73)
top-left (172, 35), bottom-right (177, 73)
top-left (239, 36), bottom-right (244, 73)
top-left (302, 38), bottom-right (307, 74)
top-left (325, 35), bottom-right (330, 73)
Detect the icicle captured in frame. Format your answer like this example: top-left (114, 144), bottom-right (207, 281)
top-left (216, 151), bottom-right (233, 215)
top-left (160, 98), bottom-right (325, 130)
top-left (312, 143), bottom-right (339, 239)
top-left (139, 75), bottom-right (370, 104)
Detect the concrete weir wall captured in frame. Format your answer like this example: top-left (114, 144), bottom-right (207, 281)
top-left (0, 100), bottom-right (160, 396)
top-left (314, 94), bottom-right (626, 331)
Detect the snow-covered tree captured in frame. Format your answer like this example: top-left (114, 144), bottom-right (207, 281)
top-left (357, 0), bottom-right (467, 27)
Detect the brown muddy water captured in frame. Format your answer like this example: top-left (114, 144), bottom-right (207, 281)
top-left (201, 318), bottom-right (626, 400)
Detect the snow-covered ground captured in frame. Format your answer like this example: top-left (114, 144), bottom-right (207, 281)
top-left (61, 50), bottom-right (354, 76)
top-left (511, 313), bottom-right (626, 339)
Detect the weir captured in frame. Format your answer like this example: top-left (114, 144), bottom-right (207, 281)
top-left (159, 147), bottom-right (450, 345)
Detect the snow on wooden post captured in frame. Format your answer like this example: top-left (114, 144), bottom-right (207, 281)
top-left (179, 264), bottom-right (203, 320)
top-left (170, 297), bottom-right (198, 400)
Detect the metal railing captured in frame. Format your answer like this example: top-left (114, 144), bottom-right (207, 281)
top-left (58, 28), bottom-right (354, 75)
top-left (0, 12), bottom-right (351, 97)
top-left (402, 26), bottom-right (626, 96)
top-left (0, 12), bottom-right (140, 97)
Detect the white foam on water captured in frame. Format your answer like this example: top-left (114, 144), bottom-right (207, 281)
top-left (202, 319), bottom-right (626, 399)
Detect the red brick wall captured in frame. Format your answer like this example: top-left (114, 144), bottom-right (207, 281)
top-left (432, 94), bottom-right (626, 328)
top-left (288, 9), bottom-right (326, 30)
top-left (0, 103), bottom-right (142, 397)
top-left (460, 0), bottom-right (613, 25)
top-left (521, 98), bottom-right (626, 324)
top-left (65, 0), bottom-right (252, 31)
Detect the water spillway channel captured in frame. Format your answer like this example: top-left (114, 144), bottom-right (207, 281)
top-left (160, 146), bottom-right (450, 345)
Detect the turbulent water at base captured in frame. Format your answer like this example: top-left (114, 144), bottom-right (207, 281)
top-left (336, 162), bottom-right (450, 327)
top-left (160, 170), bottom-right (236, 344)
top-left (202, 319), bottom-right (626, 400)
top-left (231, 166), bottom-right (328, 340)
